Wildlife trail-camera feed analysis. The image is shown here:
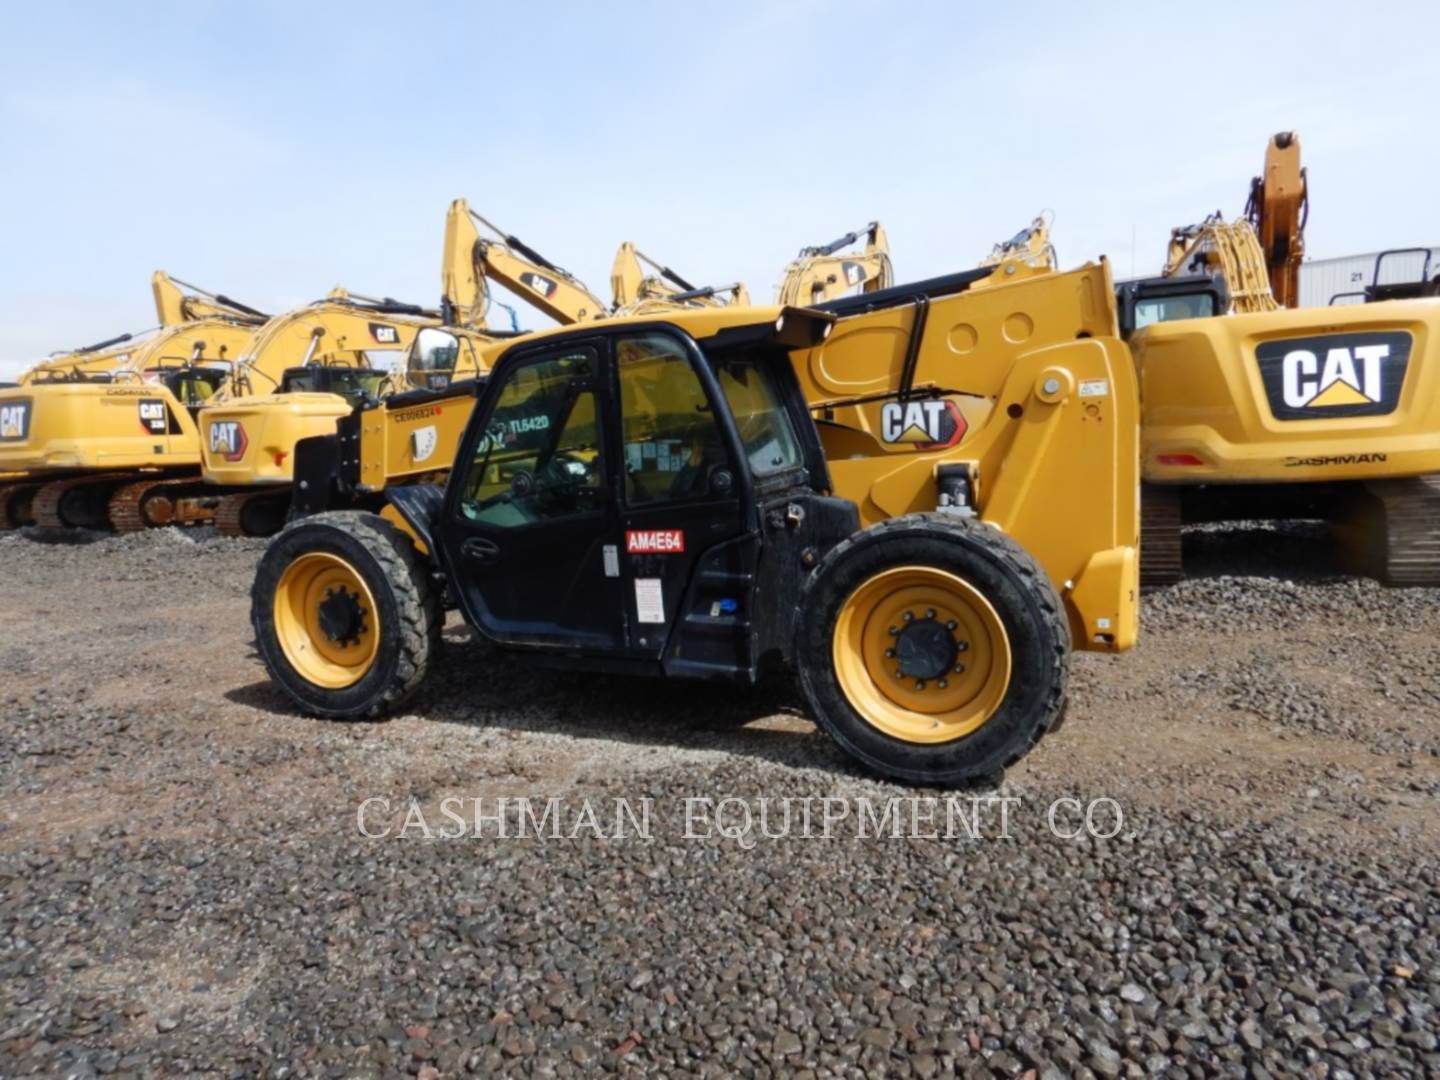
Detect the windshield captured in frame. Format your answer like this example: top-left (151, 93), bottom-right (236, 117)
top-left (282, 368), bottom-right (387, 404)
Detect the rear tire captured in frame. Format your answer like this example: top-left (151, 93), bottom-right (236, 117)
top-left (252, 511), bottom-right (442, 718)
top-left (796, 514), bottom-right (1069, 786)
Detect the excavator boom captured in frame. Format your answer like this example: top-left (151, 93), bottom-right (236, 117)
top-left (1245, 131), bottom-right (1307, 308)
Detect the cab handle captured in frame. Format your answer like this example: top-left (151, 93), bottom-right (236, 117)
top-left (461, 537), bottom-right (500, 563)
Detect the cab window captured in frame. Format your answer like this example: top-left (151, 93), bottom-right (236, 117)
top-left (1134, 293), bottom-right (1216, 329)
top-left (459, 349), bottom-right (604, 528)
top-left (616, 334), bottom-right (728, 505)
top-left (714, 356), bottom-right (802, 476)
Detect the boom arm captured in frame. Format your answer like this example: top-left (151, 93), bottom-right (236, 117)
top-left (610, 241), bottom-right (749, 314)
top-left (778, 222), bottom-right (894, 306)
top-left (1244, 131), bottom-right (1307, 308)
top-left (443, 199), bottom-right (608, 327)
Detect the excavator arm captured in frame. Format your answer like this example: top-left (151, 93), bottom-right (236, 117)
top-left (610, 241), bottom-right (748, 314)
top-left (778, 222), bottom-right (894, 306)
top-left (442, 199), bottom-right (607, 327)
top-left (1245, 131), bottom-right (1307, 308)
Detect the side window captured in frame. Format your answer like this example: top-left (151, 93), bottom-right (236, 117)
top-left (617, 334), bottom-right (728, 505)
top-left (459, 349), bottom-right (605, 528)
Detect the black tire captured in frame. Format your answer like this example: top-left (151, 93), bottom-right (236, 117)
top-left (795, 514), bottom-right (1070, 786)
top-left (251, 510), bottom-right (442, 719)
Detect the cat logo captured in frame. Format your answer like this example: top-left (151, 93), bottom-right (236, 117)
top-left (138, 399), bottom-right (169, 435)
top-left (411, 424), bottom-right (438, 463)
top-left (841, 260), bottom-right (867, 286)
top-left (209, 420), bottom-right (248, 462)
top-left (0, 400), bottom-right (30, 441)
top-left (1258, 331), bottom-right (1410, 420)
top-left (369, 323), bottom-right (400, 345)
top-left (519, 272), bottom-right (558, 298)
top-left (880, 398), bottom-right (967, 449)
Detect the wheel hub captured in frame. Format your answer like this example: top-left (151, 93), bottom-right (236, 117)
top-left (892, 616), bottom-right (959, 682)
top-left (317, 586), bottom-right (368, 647)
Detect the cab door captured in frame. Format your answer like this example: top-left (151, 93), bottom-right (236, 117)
top-left (610, 331), bottom-right (751, 660)
top-left (438, 343), bottom-right (624, 649)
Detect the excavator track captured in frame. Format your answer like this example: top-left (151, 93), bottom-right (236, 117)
top-left (31, 473), bottom-right (134, 530)
top-left (0, 482), bottom-right (43, 530)
top-left (1140, 484), bottom-right (1184, 588)
top-left (108, 476), bottom-right (220, 533)
top-left (215, 490), bottom-right (289, 538)
top-left (1340, 476), bottom-right (1440, 586)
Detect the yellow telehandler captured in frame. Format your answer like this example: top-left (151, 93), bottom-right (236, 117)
top-left (253, 258), bottom-right (1138, 786)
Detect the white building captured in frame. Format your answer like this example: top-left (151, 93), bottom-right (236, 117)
top-left (1299, 248), bottom-right (1439, 307)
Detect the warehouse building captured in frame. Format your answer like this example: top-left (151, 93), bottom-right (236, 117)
top-left (1299, 247), bottom-right (1439, 307)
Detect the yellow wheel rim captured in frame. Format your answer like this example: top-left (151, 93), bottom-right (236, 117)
top-left (832, 565), bottom-right (1011, 744)
top-left (273, 552), bottom-right (380, 689)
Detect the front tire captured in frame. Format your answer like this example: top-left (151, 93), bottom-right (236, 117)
top-left (251, 511), bottom-right (442, 718)
top-left (796, 514), bottom-right (1069, 786)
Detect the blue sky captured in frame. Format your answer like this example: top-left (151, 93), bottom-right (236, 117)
top-left (1, 0), bottom-right (1435, 378)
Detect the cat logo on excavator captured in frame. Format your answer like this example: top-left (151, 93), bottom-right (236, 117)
top-left (519, 272), bottom-right (558, 299)
top-left (1259, 331), bottom-right (1411, 419)
top-left (0, 401), bottom-right (29, 440)
top-left (209, 420), bottom-right (248, 462)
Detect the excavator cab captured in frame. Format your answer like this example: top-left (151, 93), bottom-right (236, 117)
top-left (157, 366), bottom-right (229, 413)
top-left (1116, 275), bottom-right (1229, 338)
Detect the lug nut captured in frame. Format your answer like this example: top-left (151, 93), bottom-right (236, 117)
top-left (902, 611), bottom-right (914, 622)
top-left (946, 619), bottom-right (958, 631)
top-left (954, 663), bottom-right (966, 674)
top-left (915, 680), bottom-right (926, 690)
top-left (888, 625), bottom-right (899, 636)
top-left (938, 678), bottom-right (948, 689)
top-left (884, 648), bottom-right (895, 658)
top-left (925, 608), bottom-right (937, 619)
top-left (956, 641), bottom-right (969, 653)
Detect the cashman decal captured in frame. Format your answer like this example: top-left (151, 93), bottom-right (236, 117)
top-left (880, 398), bottom-right (967, 449)
top-left (626, 529), bottom-right (685, 554)
top-left (369, 323), bottom-right (400, 345)
top-left (138, 399), bottom-right (169, 435)
top-left (519, 272), bottom-right (558, 298)
top-left (209, 420), bottom-right (248, 462)
top-left (0, 400), bottom-right (30, 441)
top-left (1258, 331), bottom-right (1410, 420)
top-left (411, 424), bottom-right (438, 463)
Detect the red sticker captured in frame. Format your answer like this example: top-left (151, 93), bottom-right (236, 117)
top-left (626, 529), bottom-right (685, 554)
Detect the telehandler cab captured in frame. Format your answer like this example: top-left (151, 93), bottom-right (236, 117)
top-left (252, 263), bottom-right (1139, 787)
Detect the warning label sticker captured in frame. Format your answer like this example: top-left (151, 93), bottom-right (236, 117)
top-left (635, 578), bottom-right (665, 624)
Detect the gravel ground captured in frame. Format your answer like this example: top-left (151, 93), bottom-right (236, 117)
top-left (1, 522), bottom-right (1438, 1078)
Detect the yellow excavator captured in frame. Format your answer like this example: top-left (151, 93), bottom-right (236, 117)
top-left (0, 277), bottom-right (272, 529)
top-left (12, 272), bottom-right (260, 388)
top-left (777, 222), bottom-right (894, 306)
top-left (610, 242), bottom-right (749, 316)
top-left (0, 286), bottom-right (455, 532)
top-left (1124, 132), bottom-right (1440, 584)
top-left (253, 258), bottom-right (1138, 787)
